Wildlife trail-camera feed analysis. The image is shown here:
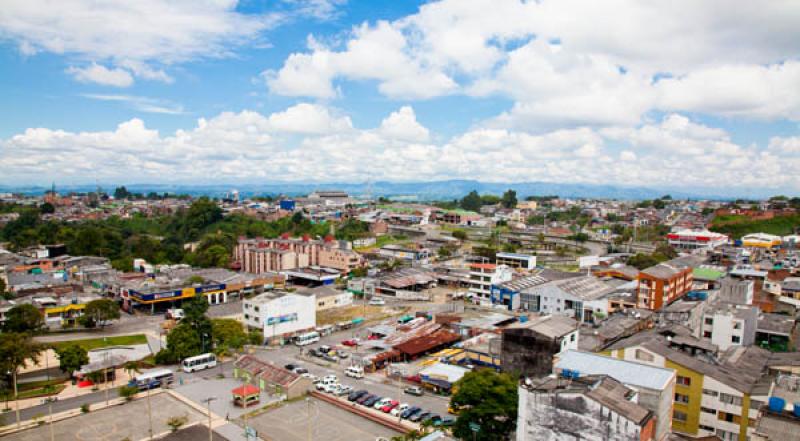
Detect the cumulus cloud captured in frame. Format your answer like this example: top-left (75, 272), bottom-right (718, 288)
top-left (377, 106), bottom-right (430, 142)
top-left (265, 0), bottom-right (800, 124)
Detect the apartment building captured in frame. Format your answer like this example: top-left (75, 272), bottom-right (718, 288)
top-left (234, 236), bottom-right (364, 274)
top-left (517, 375), bottom-right (656, 441)
top-left (468, 263), bottom-right (512, 303)
top-left (636, 261), bottom-right (693, 310)
top-left (606, 331), bottom-right (772, 441)
top-left (242, 291), bottom-right (316, 343)
top-left (501, 315), bottom-right (579, 378)
top-left (495, 252), bottom-right (536, 270)
top-left (701, 302), bottom-right (758, 351)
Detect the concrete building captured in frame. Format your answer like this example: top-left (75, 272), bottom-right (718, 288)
top-left (701, 302), bottom-right (758, 351)
top-left (242, 291), bottom-right (316, 343)
top-left (517, 375), bottom-right (656, 441)
top-left (667, 229), bottom-right (729, 251)
top-left (468, 263), bottom-right (512, 304)
top-left (233, 355), bottom-right (313, 399)
top-left (636, 261), bottom-right (694, 311)
top-left (741, 233), bottom-right (782, 249)
top-left (235, 236), bottom-right (364, 274)
top-left (501, 315), bottom-right (579, 378)
top-left (491, 268), bottom-right (580, 311)
top-left (520, 275), bottom-right (617, 322)
top-left (495, 252), bottom-right (536, 270)
top-left (296, 286), bottom-right (353, 311)
top-left (378, 244), bottom-right (431, 265)
top-left (555, 350), bottom-right (677, 441)
top-left (606, 331), bottom-right (773, 441)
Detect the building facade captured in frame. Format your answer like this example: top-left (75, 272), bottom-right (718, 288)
top-left (468, 263), bottom-right (512, 303)
top-left (636, 262), bottom-right (693, 311)
top-left (243, 292), bottom-right (316, 343)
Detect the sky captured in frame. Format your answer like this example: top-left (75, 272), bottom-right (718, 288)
top-left (1, 0), bottom-right (799, 194)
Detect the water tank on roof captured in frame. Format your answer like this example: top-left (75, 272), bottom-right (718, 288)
top-left (769, 397), bottom-right (785, 412)
top-left (794, 403), bottom-right (800, 418)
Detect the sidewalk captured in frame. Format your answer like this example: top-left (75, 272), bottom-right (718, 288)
top-left (12, 367), bottom-right (132, 411)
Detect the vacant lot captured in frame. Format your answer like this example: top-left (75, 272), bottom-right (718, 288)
top-left (317, 305), bottom-right (402, 326)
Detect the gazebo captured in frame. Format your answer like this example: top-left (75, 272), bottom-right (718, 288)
top-left (231, 384), bottom-right (261, 408)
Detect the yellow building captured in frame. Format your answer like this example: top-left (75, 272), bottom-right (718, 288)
top-left (604, 331), bottom-right (772, 441)
top-left (741, 233), bottom-right (782, 249)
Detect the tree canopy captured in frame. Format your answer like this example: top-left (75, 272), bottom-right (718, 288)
top-left (460, 191), bottom-right (482, 212)
top-left (450, 369), bottom-right (518, 441)
top-left (0, 333), bottom-right (43, 379)
top-left (55, 344), bottom-right (89, 377)
top-left (3, 304), bottom-right (46, 334)
top-left (82, 299), bottom-right (121, 329)
top-left (501, 189), bottom-right (517, 209)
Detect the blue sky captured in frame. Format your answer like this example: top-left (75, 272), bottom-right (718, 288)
top-left (1, 0), bottom-right (799, 194)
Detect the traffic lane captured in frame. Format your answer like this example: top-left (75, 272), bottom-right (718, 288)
top-left (16, 388), bottom-right (112, 422)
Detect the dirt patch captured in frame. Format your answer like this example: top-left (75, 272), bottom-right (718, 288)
top-left (317, 305), bottom-right (404, 326)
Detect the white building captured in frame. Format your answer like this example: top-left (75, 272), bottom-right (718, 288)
top-left (243, 292), bottom-right (316, 343)
top-left (701, 302), bottom-right (758, 351)
top-left (495, 252), bottom-right (537, 270)
top-left (468, 263), bottom-right (512, 303)
top-left (667, 229), bottom-right (729, 251)
top-left (520, 276), bottom-right (616, 322)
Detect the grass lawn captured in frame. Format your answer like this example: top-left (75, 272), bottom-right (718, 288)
top-left (49, 334), bottom-right (148, 352)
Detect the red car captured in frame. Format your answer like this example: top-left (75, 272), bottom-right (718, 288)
top-left (341, 338), bottom-right (360, 347)
top-left (381, 400), bottom-right (399, 413)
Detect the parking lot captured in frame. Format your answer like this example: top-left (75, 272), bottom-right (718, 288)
top-left (247, 397), bottom-right (399, 441)
top-left (4, 392), bottom-right (205, 441)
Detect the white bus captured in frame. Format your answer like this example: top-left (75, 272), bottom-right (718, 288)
top-left (129, 368), bottom-right (175, 390)
top-left (295, 331), bottom-right (320, 347)
top-left (182, 353), bottom-right (217, 373)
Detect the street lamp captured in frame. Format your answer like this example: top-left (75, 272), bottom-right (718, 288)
top-left (202, 396), bottom-right (218, 441)
top-left (8, 369), bottom-right (19, 429)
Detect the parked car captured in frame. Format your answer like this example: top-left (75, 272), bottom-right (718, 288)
top-left (363, 395), bottom-right (382, 407)
top-left (319, 345), bottom-right (332, 354)
top-left (373, 398), bottom-right (392, 410)
top-left (345, 366), bottom-right (364, 379)
top-left (357, 394), bottom-right (376, 405)
top-left (293, 367), bottom-right (308, 375)
top-left (348, 390), bottom-right (368, 401)
top-left (410, 411), bottom-right (431, 423)
top-left (321, 353), bottom-right (339, 362)
top-left (284, 363), bottom-right (298, 371)
top-left (341, 339), bottom-right (360, 347)
top-left (369, 297), bottom-right (385, 306)
top-left (401, 406), bottom-right (421, 419)
top-left (404, 386), bottom-right (424, 396)
top-left (322, 383), bottom-right (340, 393)
top-left (337, 350), bottom-right (350, 359)
top-left (336, 385), bottom-right (353, 396)
top-left (381, 400), bottom-right (399, 413)
top-left (437, 416), bottom-right (456, 427)
top-left (391, 403), bottom-right (410, 417)
top-left (425, 414), bottom-right (442, 425)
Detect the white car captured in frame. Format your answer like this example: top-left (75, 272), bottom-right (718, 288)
top-left (369, 298), bottom-right (386, 306)
top-left (335, 385), bottom-right (353, 396)
top-left (373, 397), bottom-right (392, 410)
top-left (322, 374), bottom-right (338, 383)
top-left (322, 382), bottom-right (340, 393)
top-left (391, 403), bottom-right (410, 417)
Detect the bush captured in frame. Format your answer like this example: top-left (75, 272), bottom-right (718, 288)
top-left (118, 385), bottom-right (138, 402)
top-left (80, 403), bottom-right (90, 413)
top-left (166, 414), bottom-right (189, 432)
top-left (154, 348), bottom-right (178, 365)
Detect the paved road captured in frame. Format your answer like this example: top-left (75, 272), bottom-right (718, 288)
top-left (12, 388), bottom-right (112, 423)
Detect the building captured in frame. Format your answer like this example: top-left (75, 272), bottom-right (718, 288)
top-left (519, 276), bottom-right (617, 322)
top-left (701, 302), bottom-right (758, 351)
top-left (234, 236), bottom-right (364, 274)
top-left (232, 355), bottom-right (312, 399)
top-left (378, 244), bottom-right (431, 265)
top-left (741, 233), bottom-right (782, 249)
top-left (242, 292), bottom-right (316, 343)
top-left (491, 268), bottom-right (579, 311)
top-left (636, 261), bottom-right (694, 311)
top-left (555, 350), bottom-right (675, 441)
top-left (605, 331), bottom-right (773, 440)
top-left (667, 230), bottom-right (729, 251)
top-left (468, 263), bottom-right (512, 303)
top-left (501, 315), bottom-right (579, 378)
top-left (296, 286), bottom-right (353, 311)
top-left (495, 252), bottom-right (537, 270)
top-left (517, 375), bottom-right (656, 441)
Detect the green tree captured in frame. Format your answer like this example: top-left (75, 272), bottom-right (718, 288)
top-left (159, 322), bottom-right (203, 363)
top-left (54, 344), bottom-right (89, 377)
top-left (460, 190), bottom-right (482, 212)
top-left (82, 299), bottom-right (121, 329)
top-left (119, 385), bottom-right (138, 401)
top-left (3, 304), bottom-right (45, 334)
top-left (39, 202), bottom-right (55, 214)
top-left (114, 186), bottom-right (130, 200)
top-left (569, 232), bottom-right (590, 243)
top-left (501, 189), bottom-right (517, 209)
top-left (0, 333), bottom-right (43, 416)
top-left (450, 370), bottom-right (518, 441)
top-left (451, 229), bottom-right (468, 241)
top-left (211, 318), bottom-right (248, 354)
top-left (652, 199), bottom-right (666, 209)
top-left (627, 253), bottom-right (663, 270)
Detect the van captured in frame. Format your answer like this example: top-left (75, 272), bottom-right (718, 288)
top-left (166, 308), bottom-right (184, 320)
top-left (368, 297), bottom-right (385, 306)
top-left (345, 366), bottom-right (364, 379)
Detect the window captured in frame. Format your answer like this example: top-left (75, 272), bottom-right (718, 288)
top-left (673, 410), bottom-right (688, 422)
top-left (718, 411), bottom-right (739, 424)
top-left (701, 407), bottom-right (717, 415)
top-left (719, 393), bottom-right (743, 407)
top-left (731, 335), bottom-right (741, 344)
top-left (703, 331), bottom-right (713, 338)
top-left (675, 393), bottom-right (690, 404)
top-left (676, 376), bottom-right (692, 386)
top-left (570, 334), bottom-right (576, 342)
top-left (699, 425), bottom-right (715, 432)
top-left (716, 429), bottom-right (738, 441)
top-left (705, 317), bottom-right (713, 325)
top-left (733, 321), bottom-right (742, 330)
top-left (702, 389), bottom-right (719, 397)
top-left (635, 349), bottom-right (654, 362)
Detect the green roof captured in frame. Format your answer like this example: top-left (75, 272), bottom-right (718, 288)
top-left (693, 267), bottom-right (725, 281)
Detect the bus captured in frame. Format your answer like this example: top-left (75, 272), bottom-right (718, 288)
top-left (181, 353), bottom-right (217, 373)
top-left (129, 368), bottom-right (175, 391)
top-left (295, 331), bottom-right (320, 347)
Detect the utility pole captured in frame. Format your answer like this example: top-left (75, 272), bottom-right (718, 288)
top-left (48, 397), bottom-right (55, 441)
top-left (306, 397), bottom-right (312, 441)
top-left (12, 370), bottom-right (19, 429)
top-left (146, 385), bottom-right (153, 440)
top-left (203, 396), bottom-right (217, 441)
top-left (104, 350), bottom-right (110, 406)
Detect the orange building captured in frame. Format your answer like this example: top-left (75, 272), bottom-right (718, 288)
top-left (636, 261), bottom-right (693, 310)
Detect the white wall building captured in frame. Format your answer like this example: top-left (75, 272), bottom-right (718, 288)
top-left (701, 302), bottom-right (758, 351)
top-left (243, 292), bottom-right (316, 342)
top-left (468, 263), bottom-right (513, 303)
top-left (496, 252), bottom-right (537, 270)
top-left (667, 229), bottom-right (729, 251)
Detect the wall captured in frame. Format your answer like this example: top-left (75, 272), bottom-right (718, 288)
top-left (501, 328), bottom-right (562, 378)
top-left (664, 359), bottom-right (703, 437)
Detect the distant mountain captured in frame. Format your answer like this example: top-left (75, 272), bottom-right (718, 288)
top-left (0, 180), bottom-right (781, 200)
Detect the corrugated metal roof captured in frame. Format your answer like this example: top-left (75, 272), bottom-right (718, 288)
top-left (556, 350), bottom-right (675, 391)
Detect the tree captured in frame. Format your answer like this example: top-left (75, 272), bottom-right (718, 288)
top-left (627, 253), bottom-right (663, 270)
top-left (158, 322), bottom-right (203, 364)
top-left (54, 344), bottom-right (89, 378)
top-left (39, 202), bottom-right (55, 214)
top-left (3, 304), bottom-right (45, 334)
top-left (460, 190), bottom-right (482, 213)
top-left (118, 385), bottom-right (138, 402)
top-left (114, 186), bottom-right (131, 200)
top-left (569, 232), bottom-right (590, 243)
top-left (0, 332), bottom-right (43, 422)
top-left (450, 370), bottom-right (518, 441)
top-left (82, 299), bottom-right (121, 329)
top-left (451, 229), bottom-right (468, 241)
top-left (211, 319), bottom-right (247, 354)
top-left (501, 189), bottom-right (517, 209)
top-left (652, 199), bottom-right (666, 209)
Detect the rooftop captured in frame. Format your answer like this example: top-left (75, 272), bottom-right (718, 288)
top-left (555, 350), bottom-right (676, 391)
top-left (508, 315), bottom-right (577, 338)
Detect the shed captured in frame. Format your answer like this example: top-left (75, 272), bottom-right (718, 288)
top-left (232, 384), bottom-right (261, 407)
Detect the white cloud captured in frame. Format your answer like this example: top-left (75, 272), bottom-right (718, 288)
top-left (769, 136), bottom-right (800, 154)
top-left (67, 64), bottom-right (134, 87)
top-left (620, 150), bottom-right (637, 161)
top-left (267, 103), bottom-right (352, 134)
top-left (377, 106), bottom-right (429, 142)
top-left (81, 94), bottom-right (186, 115)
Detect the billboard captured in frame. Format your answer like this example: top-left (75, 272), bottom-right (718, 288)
top-left (578, 255), bottom-right (600, 268)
